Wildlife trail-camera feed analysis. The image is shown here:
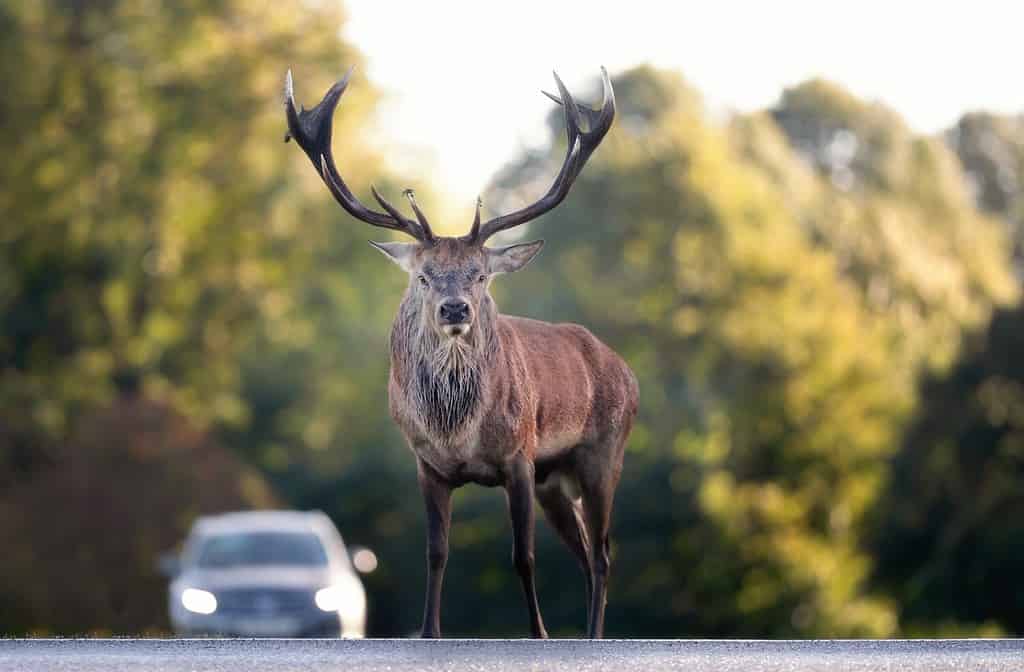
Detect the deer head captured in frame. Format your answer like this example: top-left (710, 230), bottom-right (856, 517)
top-left (284, 67), bottom-right (615, 342)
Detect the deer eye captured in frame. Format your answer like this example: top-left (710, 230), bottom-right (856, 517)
top-left (418, 275), bottom-right (429, 287)
top-left (477, 274), bottom-right (486, 283)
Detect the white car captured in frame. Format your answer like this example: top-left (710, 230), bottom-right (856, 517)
top-left (163, 510), bottom-right (366, 638)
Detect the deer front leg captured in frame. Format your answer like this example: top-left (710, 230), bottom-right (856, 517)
top-left (417, 459), bottom-right (452, 638)
top-left (505, 453), bottom-right (549, 639)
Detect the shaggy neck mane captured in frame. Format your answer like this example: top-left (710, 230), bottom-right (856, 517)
top-left (391, 293), bottom-right (499, 438)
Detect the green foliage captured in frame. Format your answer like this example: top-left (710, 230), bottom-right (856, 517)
top-left (870, 305), bottom-right (1024, 634)
top-left (487, 66), bottom-right (1014, 636)
top-left (756, 80), bottom-right (1016, 369)
top-left (866, 111), bottom-right (1024, 635)
top-left (948, 112), bottom-right (1024, 267)
top-left (0, 0), bottom-right (383, 434)
top-left (0, 0), bottom-right (403, 634)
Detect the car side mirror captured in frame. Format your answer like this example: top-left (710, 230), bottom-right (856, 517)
top-left (158, 551), bottom-right (181, 578)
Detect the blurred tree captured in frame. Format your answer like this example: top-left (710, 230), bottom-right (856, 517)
top-left (865, 112), bottom-right (1024, 636)
top-left (0, 391), bottom-right (279, 635)
top-left (947, 112), bottom-right (1024, 272)
top-left (0, 0), bottom-right (387, 436)
top-left (870, 306), bottom-right (1024, 635)
top-left (480, 66), bottom-right (1014, 637)
top-left (755, 80), bottom-right (1016, 370)
top-left (0, 0), bottom-right (416, 635)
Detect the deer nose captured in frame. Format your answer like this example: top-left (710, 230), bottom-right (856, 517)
top-left (439, 299), bottom-right (470, 324)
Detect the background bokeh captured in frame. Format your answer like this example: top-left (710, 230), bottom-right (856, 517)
top-left (3, 1), bottom-right (1024, 638)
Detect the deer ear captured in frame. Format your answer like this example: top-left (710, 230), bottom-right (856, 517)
top-left (369, 241), bottom-right (418, 272)
top-left (486, 240), bottom-right (545, 274)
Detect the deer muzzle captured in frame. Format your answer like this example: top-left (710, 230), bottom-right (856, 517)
top-left (438, 299), bottom-right (472, 337)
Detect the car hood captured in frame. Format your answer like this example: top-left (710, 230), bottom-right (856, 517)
top-left (179, 566), bottom-right (334, 590)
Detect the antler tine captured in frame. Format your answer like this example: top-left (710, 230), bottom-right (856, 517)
top-left (475, 68), bottom-right (615, 243)
top-left (542, 66), bottom-right (615, 182)
top-left (369, 183), bottom-right (417, 230)
top-left (403, 189), bottom-right (436, 243)
top-left (465, 196), bottom-right (483, 240)
top-left (286, 68), bottom-right (427, 242)
top-left (553, 71), bottom-right (584, 146)
top-left (542, 67), bottom-right (615, 138)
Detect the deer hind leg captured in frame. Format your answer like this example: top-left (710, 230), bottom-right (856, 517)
top-left (578, 437), bottom-right (626, 639)
top-left (505, 454), bottom-right (549, 639)
top-left (536, 472), bottom-right (593, 631)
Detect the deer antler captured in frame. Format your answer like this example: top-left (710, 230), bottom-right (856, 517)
top-left (285, 68), bottom-right (436, 244)
top-left (469, 67), bottom-right (615, 243)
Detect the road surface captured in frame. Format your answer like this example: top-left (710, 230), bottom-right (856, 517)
top-left (2, 638), bottom-right (1022, 671)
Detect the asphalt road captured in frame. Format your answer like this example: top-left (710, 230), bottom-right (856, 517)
top-left (2, 638), bottom-right (1022, 672)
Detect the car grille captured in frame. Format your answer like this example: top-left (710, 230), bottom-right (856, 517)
top-left (214, 587), bottom-right (316, 615)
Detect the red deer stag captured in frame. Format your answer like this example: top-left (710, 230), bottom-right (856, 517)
top-left (285, 66), bottom-right (637, 639)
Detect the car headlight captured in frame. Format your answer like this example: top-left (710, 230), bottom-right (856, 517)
top-left (181, 588), bottom-right (217, 615)
top-left (315, 577), bottom-right (365, 621)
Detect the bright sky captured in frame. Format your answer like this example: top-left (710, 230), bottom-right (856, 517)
top-left (343, 0), bottom-right (1024, 217)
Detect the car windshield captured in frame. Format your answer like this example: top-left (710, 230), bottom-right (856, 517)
top-left (195, 531), bottom-right (328, 568)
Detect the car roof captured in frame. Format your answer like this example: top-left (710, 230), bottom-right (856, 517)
top-left (191, 510), bottom-right (335, 536)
